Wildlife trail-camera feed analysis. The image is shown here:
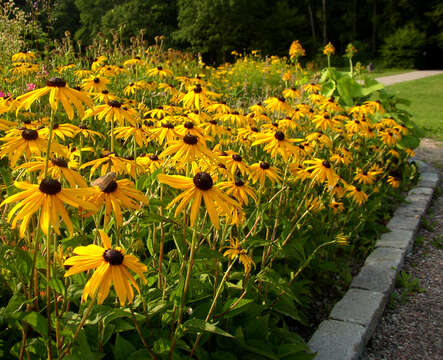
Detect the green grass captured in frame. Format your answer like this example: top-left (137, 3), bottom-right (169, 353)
top-left (386, 74), bottom-right (443, 141)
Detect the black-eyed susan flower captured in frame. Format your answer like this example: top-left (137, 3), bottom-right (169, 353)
top-left (82, 76), bottom-right (110, 93)
top-left (263, 96), bottom-right (291, 114)
top-left (249, 161), bottom-right (282, 187)
top-left (329, 200), bottom-right (344, 214)
top-left (81, 152), bottom-right (133, 179)
top-left (0, 128), bottom-right (48, 166)
top-left (181, 84), bottom-right (208, 111)
top-left (223, 238), bottom-right (255, 274)
top-left (40, 122), bottom-right (79, 141)
top-left (217, 179), bottom-right (257, 206)
top-left (149, 122), bottom-right (178, 144)
top-left (160, 134), bottom-right (214, 166)
top-left (158, 172), bottom-right (239, 229)
top-left (354, 168), bottom-right (377, 185)
top-left (323, 42), bottom-right (335, 56)
top-left (137, 154), bottom-right (163, 173)
top-left (312, 112), bottom-right (339, 130)
top-left (84, 100), bottom-right (137, 126)
top-left (87, 179), bottom-right (148, 226)
top-left (112, 125), bottom-right (150, 148)
top-left (64, 230), bottom-right (147, 305)
top-left (252, 131), bottom-right (302, 162)
top-left (346, 184), bottom-right (368, 205)
top-left (1, 178), bottom-right (97, 237)
top-left (15, 157), bottom-right (87, 188)
top-left (14, 78), bottom-right (92, 120)
top-left (387, 176), bottom-right (400, 188)
top-left (225, 152), bottom-right (249, 178)
top-left (304, 158), bottom-right (340, 187)
top-left (146, 66), bottom-right (173, 78)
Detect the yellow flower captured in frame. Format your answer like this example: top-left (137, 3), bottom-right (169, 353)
top-left (160, 134), bottom-right (215, 166)
top-left (64, 230), bottom-right (147, 305)
top-left (304, 159), bottom-right (340, 187)
top-left (158, 172), bottom-right (239, 229)
top-left (223, 238), bottom-right (255, 274)
top-left (14, 78), bottom-right (92, 120)
top-left (217, 179), bottom-right (257, 206)
top-left (1, 178), bottom-right (96, 237)
top-left (84, 100), bottom-right (137, 126)
top-left (82, 76), bottom-right (110, 93)
top-left (248, 161), bottom-right (282, 187)
top-left (252, 131), bottom-right (302, 162)
top-left (346, 185), bottom-right (368, 205)
top-left (87, 179), bottom-right (149, 226)
top-left (289, 40), bottom-right (306, 60)
top-left (323, 42), bottom-right (335, 55)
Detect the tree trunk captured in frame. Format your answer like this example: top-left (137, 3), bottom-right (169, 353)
top-left (372, 0), bottom-right (377, 55)
top-left (308, 2), bottom-right (316, 42)
top-left (352, 0), bottom-right (357, 41)
top-left (322, 0), bottom-right (327, 45)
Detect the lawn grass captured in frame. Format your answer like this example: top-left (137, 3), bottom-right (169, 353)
top-left (335, 67), bottom-right (413, 79)
top-left (386, 74), bottom-right (443, 141)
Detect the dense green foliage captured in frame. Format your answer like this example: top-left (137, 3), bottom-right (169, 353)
top-left (8, 0), bottom-right (442, 67)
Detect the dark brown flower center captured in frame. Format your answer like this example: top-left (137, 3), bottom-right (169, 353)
top-left (161, 122), bottom-right (174, 129)
top-left (108, 100), bottom-right (122, 108)
top-left (324, 114), bottom-right (330, 119)
top-left (322, 161), bottom-right (331, 168)
top-left (102, 90), bottom-right (109, 94)
top-left (39, 178), bottom-right (62, 195)
top-left (184, 121), bottom-right (194, 129)
top-left (102, 180), bottom-right (118, 193)
top-left (194, 84), bottom-right (202, 93)
top-left (274, 131), bottom-right (285, 141)
top-left (103, 249), bottom-right (124, 265)
top-left (52, 158), bottom-right (68, 168)
top-left (209, 120), bottom-right (218, 125)
top-left (232, 154), bottom-right (242, 162)
top-left (183, 134), bottom-right (198, 145)
top-left (157, 66), bottom-right (163, 70)
top-left (251, 127), bottom-right (259, 132)
top-left (235, 179), bottom-right (244, 186)
top-left (79, 124), bottom-right (88, 129)
top-left (93, 78), bottom-right (100, 83)
top-left (149, 154), bottom-right (159, 161)
top-left (260, 162), bottom-right (270, 170)
top-left (278, 96), bottom-right (286, 102)
top-left (193, 172), bottom-right (213, 190)
top-left (218, 163), bottom-right (226, 169)
top-left (46, 77), bottom-right (66, 87)
top-left (21, 128), bottom-right (38, 140)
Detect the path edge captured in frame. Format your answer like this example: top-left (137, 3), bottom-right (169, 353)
top-left (307, 160), bottom-right (440, 360)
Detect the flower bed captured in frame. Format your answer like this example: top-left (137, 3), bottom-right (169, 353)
top-left (0, 41), bottom-right (420, 359)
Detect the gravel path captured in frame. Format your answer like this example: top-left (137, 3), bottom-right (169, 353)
top-left (375, 70), bottom-right (443, 86)
top-left (361, 139), bottom-right (443, 360)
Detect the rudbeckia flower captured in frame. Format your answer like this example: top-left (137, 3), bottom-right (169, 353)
top-left (82, 76), bottom-right (110, 93)
top-left (15, 157), bottom-right (87, 187)
top-left (345, 184), bottom-right (368, 205)
top-left (160, 134), bottom-right (214, 166)
top-left (64, 230), bottom-right (147, 305)
top-left (146, 66), bottom-right (173, 78)
top-left (158, 172), bottom-right (239, 229)
top-left (14, 78), bottom-right (92, 120)
top-left (84, 100), bottom-right (137, 126)
top-left (81, 153), bottom-right (135, 179)
top-left (180, 84), bottom-right (208, 111)
top-left (112, 125), bottom-right (150, 147)
top-left (249, 161), bottom-right (282, 187)
top-left (223, 238), bottom-right (255, 274)
top-left (87, 179), bottom-right (149, 226)
top-left (263, 96), bottom-right (291, 114)
top-left (304, 158), bottom-right (340, 187)
top-left (1, 178), bottom-right (97, 237)
top-left (252, 131), bottom-right (302, 162)
top-left (217, 179), bottom-right (257, 206)
top-left (0, 128), bottom-right (48, 166)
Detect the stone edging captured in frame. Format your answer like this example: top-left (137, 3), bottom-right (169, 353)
top-left (307, 160), bottom-right (440, 360)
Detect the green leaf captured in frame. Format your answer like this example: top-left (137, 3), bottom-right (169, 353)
top-left (220, 298), bottom-right (254, 319)
top-left (114, 334), bottom-right (136, 360)
top-left (211, 351), bottom-right (237, 360)
top-left (398, 135), bottom-right (420, 149)
top-left (23, 312), bottom-right (48, 337)
top-left (183, 319), bottom-right (233, 338)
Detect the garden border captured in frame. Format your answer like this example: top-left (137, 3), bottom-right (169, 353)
top-left (307, 160), bottom-right (440, 360)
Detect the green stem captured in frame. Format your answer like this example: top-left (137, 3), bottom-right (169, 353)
top-left (168, 229), bottom-right (198, 360)
top-left (44, 111), bottom-right (56, 178)
top-left (110, 120), bottom-right (115, 153)
top-left (58, 299), bottom-right (95, 360)
top-left (190, 258), bottom-right (237, 357)
top-left (45, 229), bottom-right (53, 360)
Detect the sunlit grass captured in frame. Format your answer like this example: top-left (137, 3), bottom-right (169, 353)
top-left (386, 74), bottom-right (443, 141)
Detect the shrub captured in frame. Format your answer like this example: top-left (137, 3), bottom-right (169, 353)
top-left (380, 24), bottom-right (426, 68)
